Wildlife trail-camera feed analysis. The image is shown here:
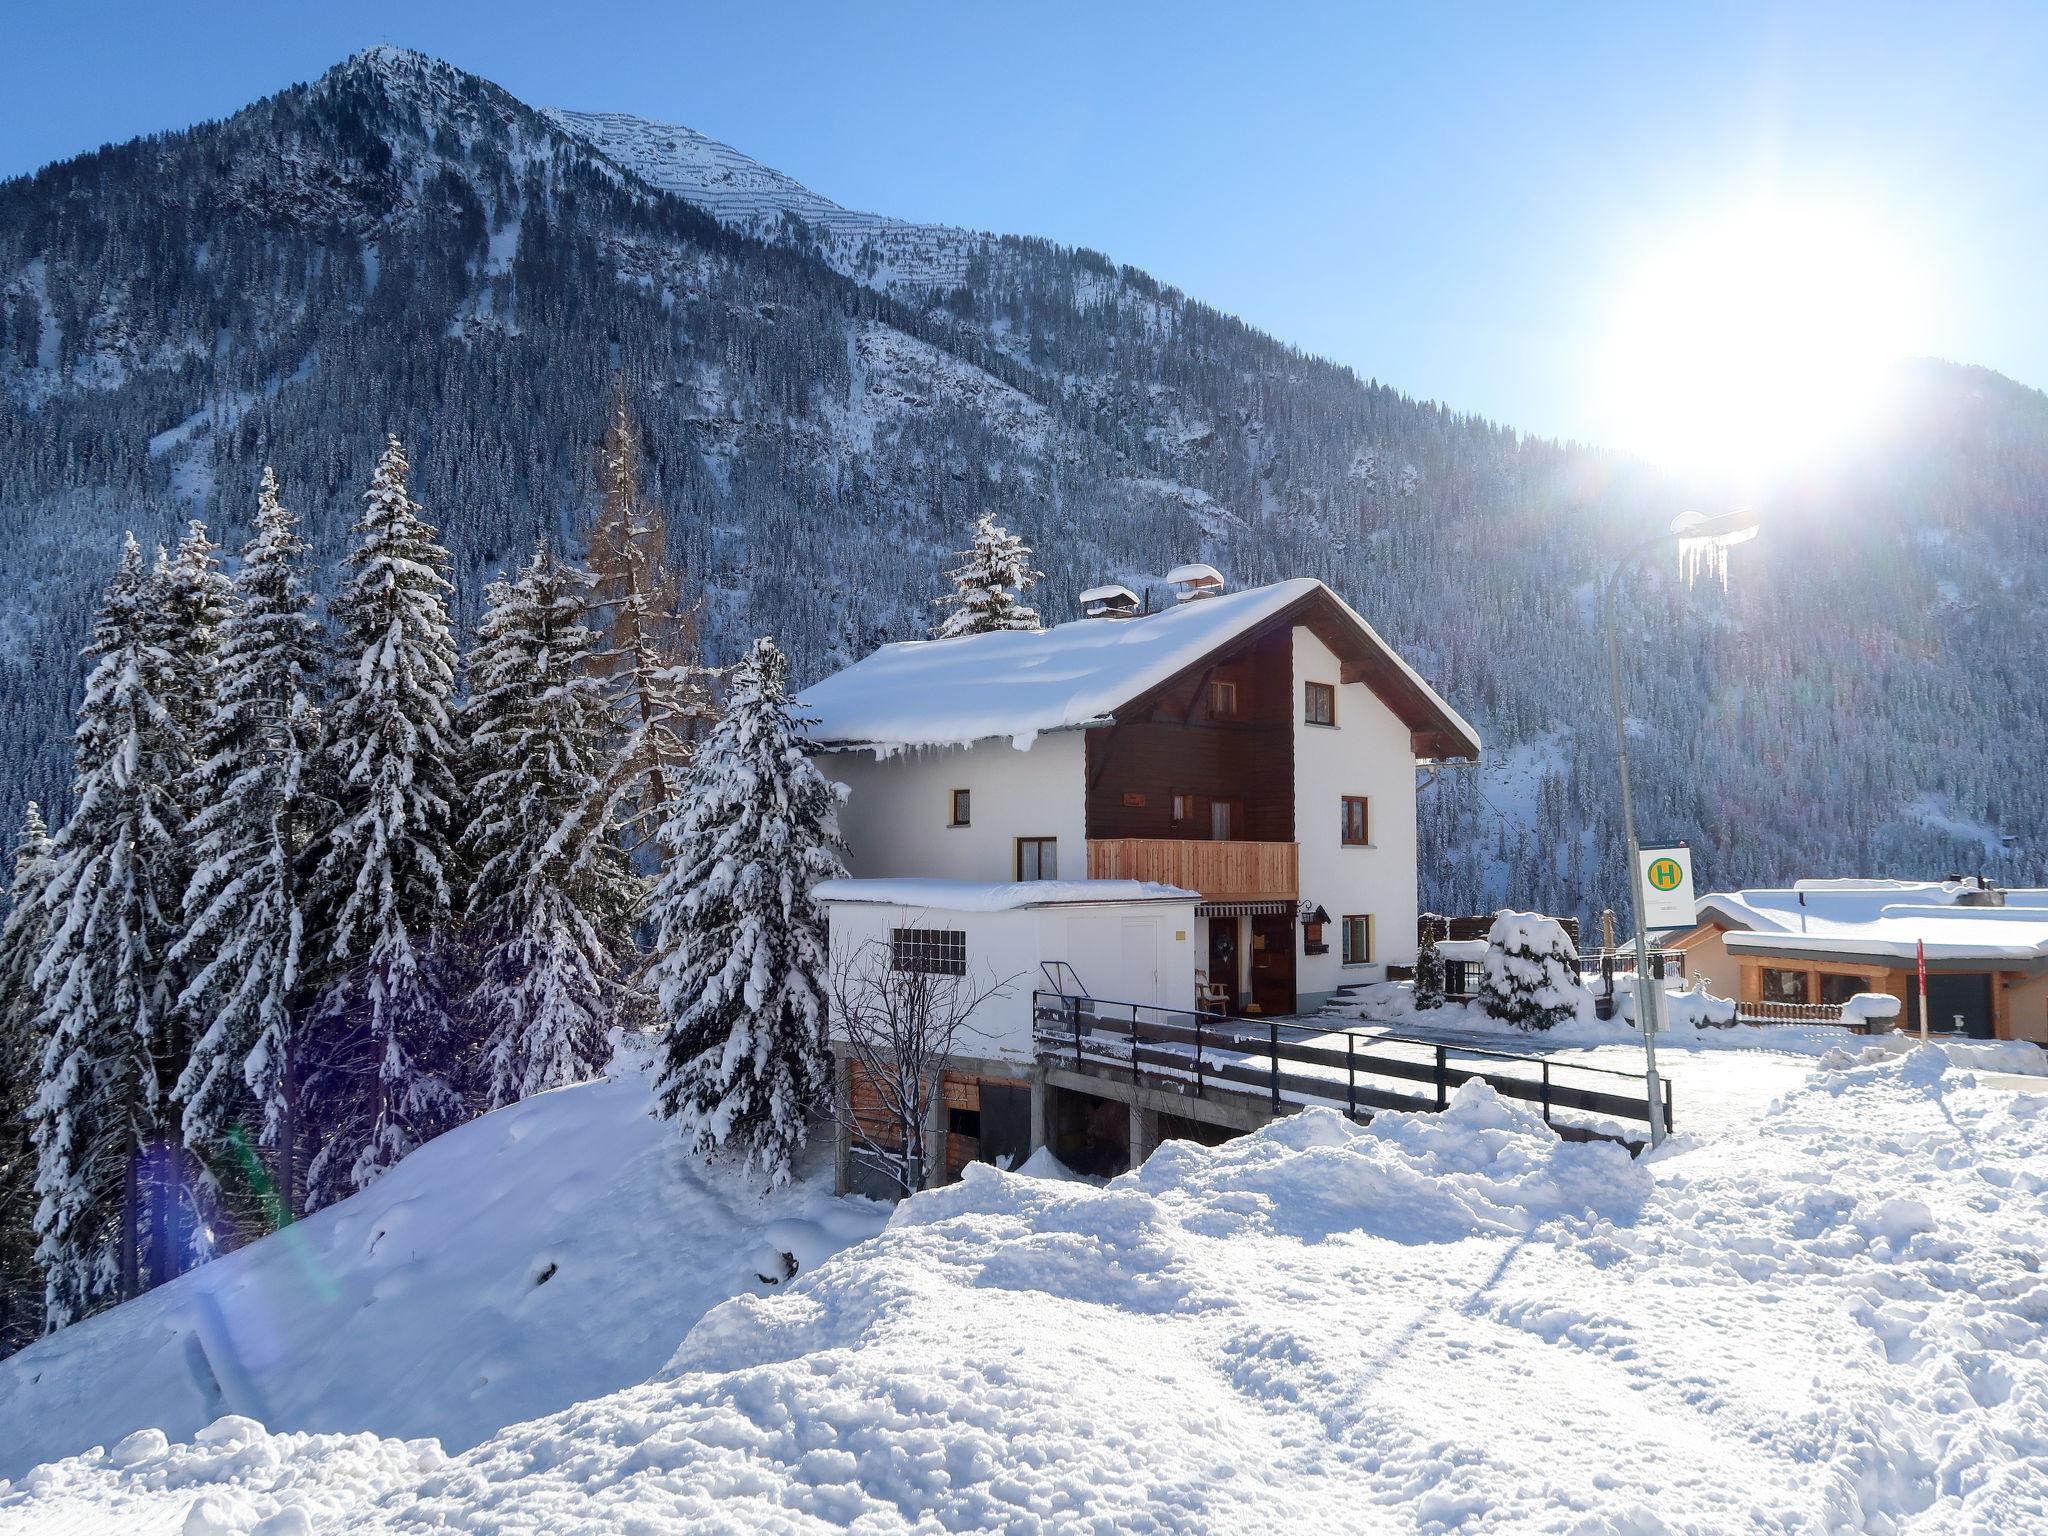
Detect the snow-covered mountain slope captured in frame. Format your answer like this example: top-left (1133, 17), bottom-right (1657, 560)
top-left (0, 1050), bottom-right (884, 1481)
top-left (546, 107), bottom-right (985, 290)
top-left (8, 1049), bottom-right (2047, 1533)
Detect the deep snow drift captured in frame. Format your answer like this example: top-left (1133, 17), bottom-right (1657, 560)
top-left (0, 1050), bottom-right (884, 1482)
top-left (7, 1048), bottom-right (2046, 1533)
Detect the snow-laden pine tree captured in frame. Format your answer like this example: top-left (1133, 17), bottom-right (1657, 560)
top-left (588, 384), bottom-right (718, 848)
top-left (647, 637), bottom-right (845, 1186)
top-left (0, 803), bottom-right (54, 1350)
top-left (1413, 913), bottom-right (1447, 1011)
top-left (174, 470), bottom-right (326, 1226)
top-left (460, 542), bottom-right (644, 1110)
top-left (153, 520), bottom-right (233, 741)
top-left (305, 437), bottom-right (463, 1206)
top-left (931, 513), bottom-right (1044, 639)
top-left (1478, 911), bottom-right (1594, 1032)
top-left (30, 537), bottom-right (191, 1324)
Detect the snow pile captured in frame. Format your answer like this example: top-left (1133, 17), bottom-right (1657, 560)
top-left (12, 1057), bottom-right (2048, 1532)
top-left (1829, 1035), bottom-right (2048, 1078)
top-left (1614, 977), bottom-right (1739, 1030)
top-left (0, 1053), bottom-right (885, 1481)
top-left (1840, 990), bottom-right (1904, 1025)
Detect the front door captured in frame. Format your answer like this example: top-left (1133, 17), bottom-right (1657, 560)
top-left (1121, 918), bottom-right (1161, 1005)
top-left (1250, 913), bottom-right (1296, 1017)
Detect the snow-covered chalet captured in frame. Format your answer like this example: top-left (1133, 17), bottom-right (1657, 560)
top-left (796, 568), bottom-right (1481, 1191)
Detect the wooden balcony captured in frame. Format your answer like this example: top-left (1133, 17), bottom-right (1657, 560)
top-left (1085, 838), bottom-right (1299, 904)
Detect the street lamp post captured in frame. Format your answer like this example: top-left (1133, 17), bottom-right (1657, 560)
top-left (1600, 510), bottom-right (1759, 1148)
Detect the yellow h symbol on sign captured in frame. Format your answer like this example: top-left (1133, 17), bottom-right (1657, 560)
top-left (1647, 857), bottom-right (1683, 892)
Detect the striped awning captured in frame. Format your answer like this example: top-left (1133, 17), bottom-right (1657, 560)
top-left (1196, 900), bottom-right (1295, 917)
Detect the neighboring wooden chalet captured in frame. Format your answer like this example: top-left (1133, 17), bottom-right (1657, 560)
top-left (1667, 878), bottom-right (2048, 1040)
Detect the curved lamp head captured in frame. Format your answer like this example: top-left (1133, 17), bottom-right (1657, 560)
top-left (1669, 508), bottom-right (1760, 545)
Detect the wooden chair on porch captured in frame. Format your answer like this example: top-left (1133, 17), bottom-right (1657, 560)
top-left (1195, 969), bottom-right (1231, 1016)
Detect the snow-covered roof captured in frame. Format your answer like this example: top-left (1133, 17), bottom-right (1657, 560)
top-left (1165, 563), bottom-right (1224, 587)
top-left (1693, 880), bottom-right (2048, 969)
top-left (797, 577), bottom-right (1481, 756)
top-left (813, 878), bottom-right (1198, 912)
top-left (1076, 583), bottom-right (1139, 607)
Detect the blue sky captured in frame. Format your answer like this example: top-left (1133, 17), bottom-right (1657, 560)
top-left (5, 1), bottom-right (2045, 449)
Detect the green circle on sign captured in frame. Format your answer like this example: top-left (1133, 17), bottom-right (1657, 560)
top-left (1647, 858), bottom-right (1683, 892)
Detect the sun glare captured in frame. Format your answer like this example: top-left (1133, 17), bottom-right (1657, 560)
top-left (1594, 198), bottom-right (1922, 491)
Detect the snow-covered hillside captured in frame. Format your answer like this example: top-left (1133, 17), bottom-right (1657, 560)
top-left (7, 1048), bottom-right (2047, 1533)
top-left (546, 107), bottom-right (986, 289)
top-left (0, 1049), bottom-right (884, 1482)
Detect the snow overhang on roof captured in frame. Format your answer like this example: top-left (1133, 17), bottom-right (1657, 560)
top-left (813, 878), bottom-right (1199, 913)
top-left (795, 577), bottom-right (1481, 760)
top-left (1696, 882), bottom-right (2048, 972)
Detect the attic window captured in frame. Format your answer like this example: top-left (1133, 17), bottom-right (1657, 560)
top-left (1304, 681), bottom-right (1336, 727)
top-left (1208, 679), bottom-right (1239, 717)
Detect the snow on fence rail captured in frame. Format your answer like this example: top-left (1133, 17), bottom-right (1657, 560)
top-left (1031, 991), bottom-right (1673, 1143)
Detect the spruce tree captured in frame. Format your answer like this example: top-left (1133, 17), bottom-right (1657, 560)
top-left (460, 542), bottom-right (643, 1110)
top-left (932, 513), bottom-right (1044, 639)
top-left (174, 470), bottom-right (326, 1226)
top-left (0, 803), bottom-right (54, 1350)
top-left (1478, 911), bottom-right (1591, 1032)
top-left (31, 537), bottom-right (190, 1325)
top-left (588, 383), bottom-right (717, 849)
top-left (1414, 913), bottom-right (1447, 1011)
top-left (305, 437), bottom-right (463, 1205)
top-left (647, 637), bottom-right (844, 1186)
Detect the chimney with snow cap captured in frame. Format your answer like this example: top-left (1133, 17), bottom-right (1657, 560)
top-left (1166, 563), bottom-right (1226, 602)
top-left (1079, 582), bottom-right (1141, 619)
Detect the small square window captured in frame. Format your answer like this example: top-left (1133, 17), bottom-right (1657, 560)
top-left (1341, 796), bottom-right (1370, 846)
top-left (1016, 836), bottom-right (1058, 881)
top-left (1304, 681), bottom-right (1336, 726)
top-left (1208, 679), bottom-right (1239, 717)
top-left (1172, 792), bottom-right (1194, 824)
top-left (1342, 915), bottom-right (1374, 965)
top-left (949, 788), bottom-right (970, 826)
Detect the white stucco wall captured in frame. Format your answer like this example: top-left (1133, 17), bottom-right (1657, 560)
top-left (822, 896), bottom-right (1198, 1060)
top-left (820, 733), bottom-right (1087, 885)
top-left (1292, 625), bottom-right (1421, 1005)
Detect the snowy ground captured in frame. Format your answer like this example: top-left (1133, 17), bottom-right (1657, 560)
top-left (6, 1044), bottom-right (2047, 1533)
top-left (0, 1044), bottom-right (885, 1484)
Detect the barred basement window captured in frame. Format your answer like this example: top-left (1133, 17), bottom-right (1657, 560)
top-left (891, 928), bottom-right (967, 976)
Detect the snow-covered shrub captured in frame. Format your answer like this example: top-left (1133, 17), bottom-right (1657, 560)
top-left (1478, 910), bottom-right (1595, 1032)
top-left (1618, 979), bottom-right (1737, 1031)
top-left (1414, 913), bottom-right (1447, 1011)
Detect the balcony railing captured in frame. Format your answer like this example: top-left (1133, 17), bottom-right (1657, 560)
top-left (1085, 838), bottom-right (1298, 903)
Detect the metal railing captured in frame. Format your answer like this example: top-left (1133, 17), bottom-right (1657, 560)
top-left (1031, 991), bottom-right (1672, 1142)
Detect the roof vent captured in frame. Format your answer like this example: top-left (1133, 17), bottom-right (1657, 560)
top-left (1166, 563), bottom-right (1226, 602)
top-left (1079, 583), bottom-right (1141, 619)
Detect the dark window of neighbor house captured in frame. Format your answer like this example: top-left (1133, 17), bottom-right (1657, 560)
top-left (1819, 973), bottom-right (1873, 1006)
top-left (891, 928), bottom-right (967, 976)
top-left (1341, 796), bottom-right (1370, 846)
top-left (1342, 915), bottom-right (1374, 965)
top-left (1208, 678), bottom-right (1239, 717)
top-left (1304, 681), bottom-right (1336, 726)
top-left (1016, 836), bottom-right (1058, 881)
top-left (1762, 967), bottom-right (1810, 1004)
top-left (947, 1106), bottom-right (981, 1140)
top-left (949, 788), bottom-right (970, 826)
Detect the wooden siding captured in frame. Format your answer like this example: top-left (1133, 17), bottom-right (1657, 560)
top-left (1084, 626), bottom-right (1294, 843)
top-left (1087, 837), bottom-right (1299, 902)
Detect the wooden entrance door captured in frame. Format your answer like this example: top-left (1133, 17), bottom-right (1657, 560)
top-left (1208, 920), bottom-right (1238, 1008)
top-left (1250, 912), bottom-right (1296, 1016)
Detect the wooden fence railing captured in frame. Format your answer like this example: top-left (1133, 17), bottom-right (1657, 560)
top-left (1085, 838), bottom-right (1298, 903)
top-left (1031, 991), bottom-right (1672, 1144)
